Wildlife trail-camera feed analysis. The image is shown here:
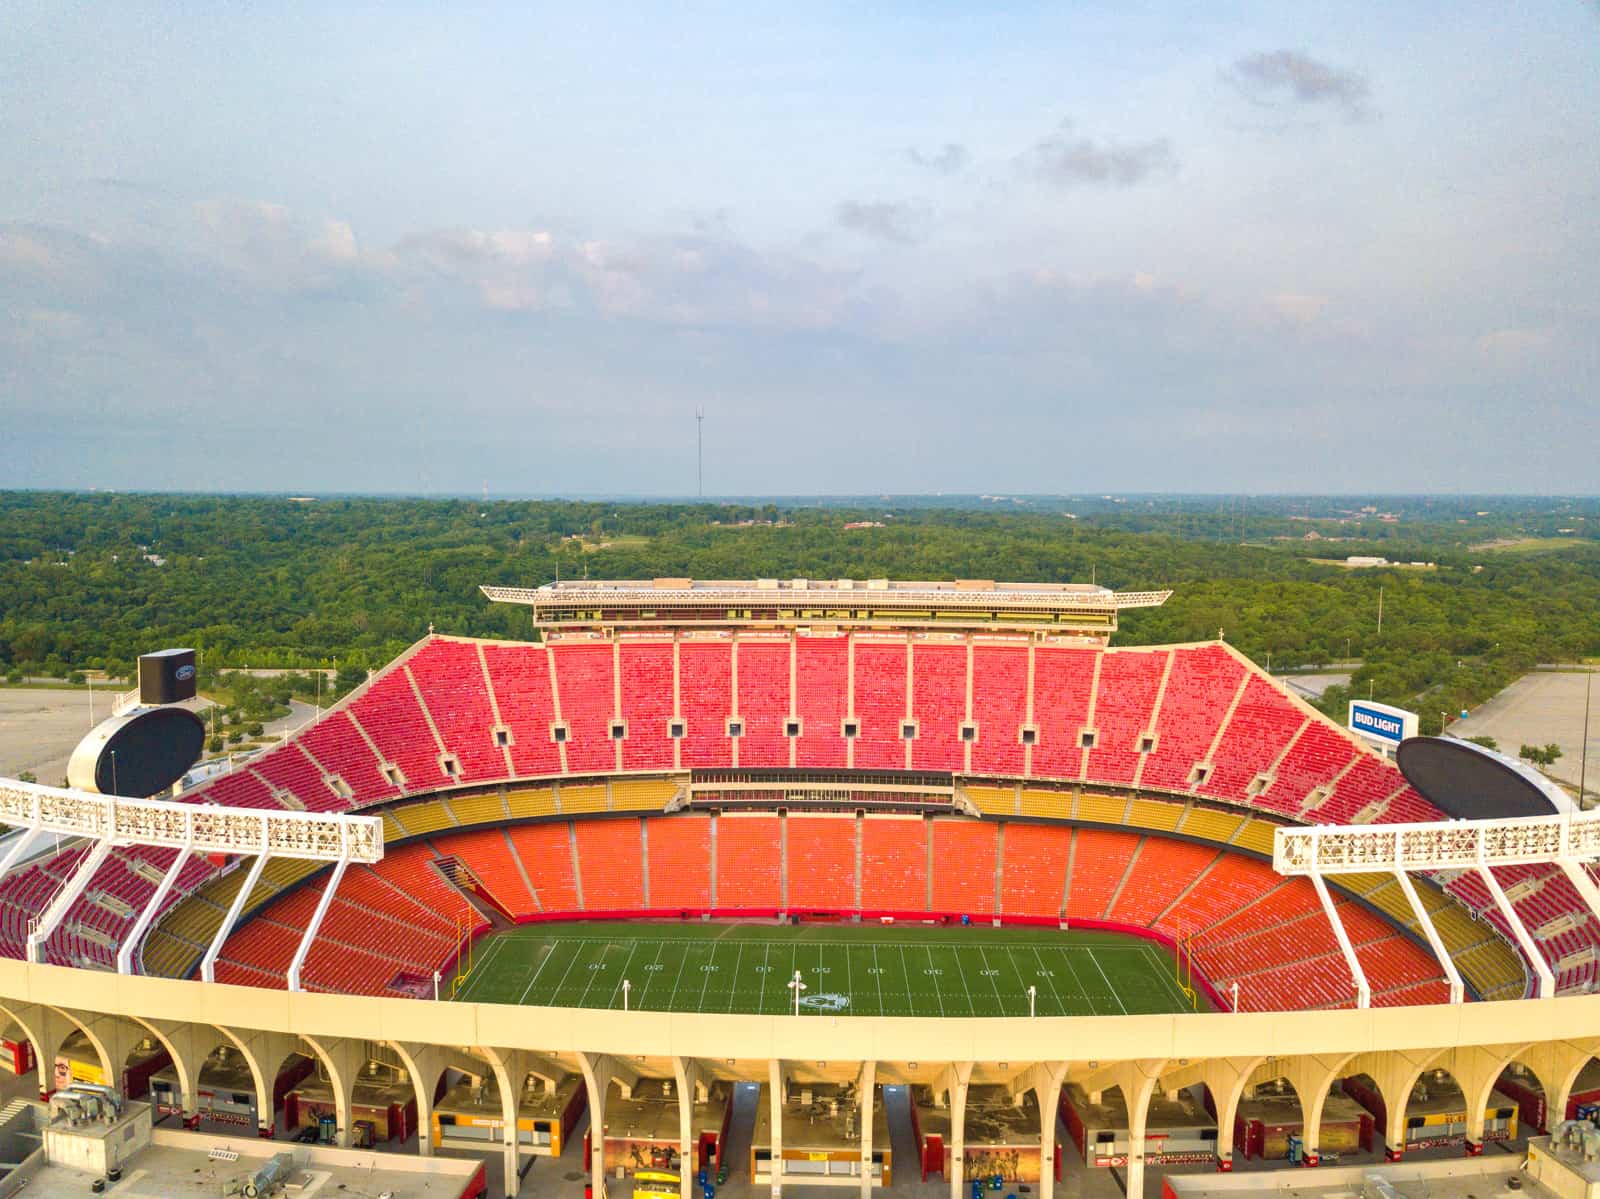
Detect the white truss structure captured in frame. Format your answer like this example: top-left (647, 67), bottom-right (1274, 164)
top-left (0, 778), bottom-right (382, 988)
top-left (1274, 812), bottom-right (1600, 1003)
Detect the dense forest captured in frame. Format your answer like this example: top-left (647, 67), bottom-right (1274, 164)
top-left (2, 491), bottom-right (1598, 736)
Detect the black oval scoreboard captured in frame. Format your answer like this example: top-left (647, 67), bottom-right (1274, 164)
top-left (67, 706), bottom-right (207, 798)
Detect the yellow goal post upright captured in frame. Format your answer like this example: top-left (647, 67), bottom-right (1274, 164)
top-left (449, 905), bottom-right (478, 998)
top-left (1173, 920), bottom-right (1198, 1010)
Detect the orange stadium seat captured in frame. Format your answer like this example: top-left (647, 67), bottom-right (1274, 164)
top-left (645, 815), bottom-right (713, 909)
top-left (785, 814), bottom-right (857, 910)
top-left (508, 823), bottom-right (581, 912)
top-left (715, 814), bottom-right (782, 910)
top-left (1107, 839), bottom-right (1218, 927)
top-left (1065, 828), bottom-right (1141, 922)
top-left (574, 820), bottom-right (646, 911)
top-left (999, 823), bottom-right (1071, 919)
top-left (928, 819), bottom-right (999, 916)
top-left (859, 817), bottom-right (926, 912)
top-left (445, 828), bottom-right (539, 917)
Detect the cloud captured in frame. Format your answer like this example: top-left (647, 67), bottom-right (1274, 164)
top-left (834, 201), bottom-right (921, 245)
top-left (1016, 121), bottom-right (1175, 187)
top-left (1476, 327), bottom-right (1553, 362)
top-left (1229, 50), bottom-right (1373, 123)
top-left (907, 143), bottom-right (968, 175)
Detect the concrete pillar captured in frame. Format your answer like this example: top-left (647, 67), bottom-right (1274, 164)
top-left (946, 1062), bottom-right (973, 1199)
top-left (1370, 1049), bottom-right (1441, 1162)
top-left (1454, 1044), bottom-right (1526, 1156)
top-left (769, 1059), bottom-right (784, 1199)
top-left (212, 1026), bottom-right (297, 1137)
top-left (859, 1061), bottom-right (876, 1199)
top-left (1527, 1040), bottom-right (1600, 1130)
top-left (1280, 1053), bottom-right (1355, 1166)
top-left (140, 1018), bottom-right (211, 1128)
top-left (391, 1041), bottom-right (447, 1156)
top-left (1105, 1059), bottom-right (1165, 1199)
top-left (484, 1048), bottom-right (531, 1199)
top-left (1027, 1063), bottom-right (1067, 1199)
top-left (580, 1053), bottom-right (616, 1199)
top-left (301, 1034), bottom-right (366, 1148)
top-left (673, 1057), bottom-right (700, 1199)
top-left (1197, 1057), bottom-right (1266, 1172)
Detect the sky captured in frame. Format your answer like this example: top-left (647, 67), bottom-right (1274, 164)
top-left (3, 2), bottom-right (1597, 496)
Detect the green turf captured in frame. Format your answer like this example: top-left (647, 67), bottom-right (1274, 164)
top-left (449, 921), bottom-right (1207, 1016)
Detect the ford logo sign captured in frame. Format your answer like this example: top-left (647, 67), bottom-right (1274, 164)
top-left (175, 665), bottom-right (197, 681)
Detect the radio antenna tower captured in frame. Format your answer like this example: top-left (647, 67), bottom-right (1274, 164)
top-left (696, 406), bottom-right (705, 497)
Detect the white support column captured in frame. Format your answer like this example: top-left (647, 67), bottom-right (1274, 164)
top-left (287, 856), bottom-right (350, 992)
top-left (1558, 860), bottom-right (1600, 929)
top-left (202, 853), bottom-right (270, 983)
top-left (118, 846), bottom-right (192, 974)
top-left (580, 1053), bottom-right (614, 1199)
top-left (1393, 869), bottom-right (1464, 1004)
top-left (1030, 1063), bottom-right (1067, 1199)
top-left (27, 837), bottom-right (114, 963)
top-left (946, 1063), bottom-right (973, 1199)
top-left (858, 1060), bottom-right (876, 1199)
top-left (673, 1057), bottom-right (699, 1199)
top-left (1477, 864), bottom-right (1554, 998)
top-left (769, 1059), bottom-right (785, 1199)
top-left (1309, 872), bottom-right (1370, 1008)
top-left (0, 797), bottom-right (47, 881)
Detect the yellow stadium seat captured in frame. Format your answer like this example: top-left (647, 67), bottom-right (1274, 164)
top-left (448, 793), bottom-right (507, 827)
top-left (1075, 793), bottom-right (1126, 825)
top-left (1019, 789), bottom-right (1069, 819)
top-left (1230, 819), bottom-right (1277, 856)
top-left (1176, 807), bottom-right (1246, 844)
top-left (559, 784), bottom-right (607, 814)
top-left (1127, 799), bottom-right (1183, 832)
top-left (965, 786), bottom-right (1016, 816)
top-left (506, 788), bottom-right (558, 819)
top-left (611, 779), bottom-right (676, 811)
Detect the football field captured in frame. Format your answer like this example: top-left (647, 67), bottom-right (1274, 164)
top-left (450, 921), bottom-right (1204, 1016)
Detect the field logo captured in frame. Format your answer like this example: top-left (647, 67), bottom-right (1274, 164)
top-left (799, 992), bottom-right (850, 1012)
top-left (1348, 700), bottom-right (1417, 748)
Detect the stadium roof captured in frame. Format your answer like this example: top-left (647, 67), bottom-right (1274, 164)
top-left (481, 577), bottom-right (1171, 637)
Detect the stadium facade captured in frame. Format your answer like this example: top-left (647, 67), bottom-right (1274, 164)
top-left (2, 578), bottom-right (1598, 1199)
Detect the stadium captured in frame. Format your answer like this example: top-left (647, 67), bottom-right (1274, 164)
top-left (3, 576), bottom-right (1599, 1199)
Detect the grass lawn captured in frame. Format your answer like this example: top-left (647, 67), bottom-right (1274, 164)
top-left (450, 920), bottom-right (1206, 1017)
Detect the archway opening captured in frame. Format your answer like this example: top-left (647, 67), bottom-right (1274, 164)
top-left (1495, 1061), bottom-right (1549, 1135)
top-left (1231, 1076), bottom-right (1304, 1163)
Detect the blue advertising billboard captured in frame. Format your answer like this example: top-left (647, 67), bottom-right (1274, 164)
top-left (1348, 700), bottom-right (1418, 748)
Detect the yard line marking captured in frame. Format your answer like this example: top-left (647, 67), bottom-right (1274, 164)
top-left (844, 941), bottom-right (854, 1011)
top-left (758, 944), bottom-right (771, 1013)
top-left (1087, 947), bottom-right (1128, 1015)
top-left (607, 942), bottom-right (640, 1009)
top-left (695, 937), bottom-right (721, 1010)
top-left (511, 940), bottom-right (559, 1006)
top-left (1057, 946), bottom-right (1093, 1014)
top-left (1143, 944), bottom-right (1196, 1010)
top-left (665, 939), bottom-right (693, 1013)
top-left (537, 941), bottom-right (584, 1006)
top-left (576, 940), bottom-right (617, 1007)
top-left (632, 941), bottom-right (667, 1009)
top-left (977, 946), bottom-right (1008, 1014)
top-left (897, 946), bottom-right (920, 1017)
top-left (462, 933), bottom-right (507, 999)
top-left (726, 944), bottom-right (745, 1013)
top-left (950, 945), bottom-right (978, 1016)
top-left (871, 946), bottom-right (885, 1015)
top-left (926, 946), bottom-right (946, 1017)
top-left (1027, 946), bottom-right (1068, 1015)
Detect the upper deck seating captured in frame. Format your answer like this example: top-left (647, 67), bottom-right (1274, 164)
top-left (910, 641), bottom-right (966, 772)
top-left (1256, 722), bottom-right (1357, 816)
top-left (852, 638), bottom-right (908, 770)
top-left (1141, 645), bottom-right (1246, 792)
top-left (619, 640), bottom-right (676, 771)
top-left (968, 643), bottom-right (1029, 777)
top-left (1199, 676), bottom-right (1305, 804)
top-left (734, 640), bottom-right (790, 769)
top-left (550, 641), bottom-right (617, 775)
top-left (300, 711), bottom-right (400, 804)
top-left (408, 639), bottom-right (506, 781)
top-left (1029, 647), bottom-right (1097, 780)
top-left (356, 667), bottom-right (450, 793)
top-left (1083, 651), bottom-right (1164, 785)
top-left (678, 640), bottom-right (734, 769)
top-left (481, 642), bottom-right (562, 778)
top-left (795, 635), bottom-right (849, 769)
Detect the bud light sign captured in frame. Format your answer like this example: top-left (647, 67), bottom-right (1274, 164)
top-left (1348, 700), bottom-right (1418, 748)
